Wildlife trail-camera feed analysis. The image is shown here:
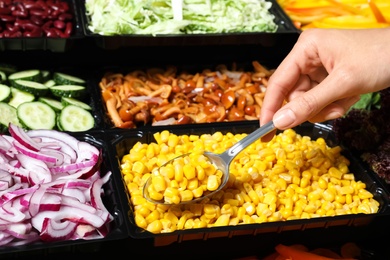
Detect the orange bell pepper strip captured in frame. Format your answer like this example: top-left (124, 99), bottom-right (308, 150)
top-left (311, 15), bottom-right (390, 29)
top-left (325, 0), bottom-right (362, 15)
top-left (284, 6), bottom-right (352, 16)
top-left (274, 244), bottom-right (358, 260)
top-left (368, 0), bottom-right (387, 23)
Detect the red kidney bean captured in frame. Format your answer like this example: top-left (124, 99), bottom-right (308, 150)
top-left (45, 28), bottom-right (58, 37)
top-left (42, 20), bottom-right (52, 28)
top-left (30, 15), bottom-right (44, 25)
top-left (2, 29), bottom-right (10, 37)
top-left (12, 10), bottom-right (28, 18)
top-left (48, 9), bottom-right (61, 19)
top-left (10, 31), bottom-right (22, 37)
top-left (23, 2), bottom-right (40, 9)
top-left (36, 0), bottom-right (48, 10)
top-left (64, 21), bottom-right (72, 36)
top-left (60, 2), bottom-right (69, 12)
top-left (0, 14), bottom-right (14, 22)
top-left (0, 7), bottom-right (10, 14)
top-left (15, 3), bottom-right (25, 12)
top-left (53, 19), bottom-right (65, 29)
top-left (5, 23), bottom-right (19, 32)
top-left (50, 3), bottom-right (61, 11)
top-left (24, 27), bottom-right (42, 37)
top-left (29, 8), bottom-right (48, 17)
top-left (58, 13), bottom-right (72, 21)
top-left (22, 22), bottom-right (39, 31)
top-left (0, 0), bottom-right (74, 38)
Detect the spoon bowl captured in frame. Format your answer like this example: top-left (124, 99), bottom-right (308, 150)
top-left (143, 121), bottom-right (276, 204)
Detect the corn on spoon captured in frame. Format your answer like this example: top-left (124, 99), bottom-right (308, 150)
top-left (143, 121), bottom-right (276, 204)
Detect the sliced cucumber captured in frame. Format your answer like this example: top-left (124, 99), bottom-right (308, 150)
top-left (12, 80), bottom-right (49, 96)
top-left (0, 84), bottom-right (11, 102)
top-left (8, 69), bottom-right (42, 83)
top-left (9, 88), bottom-right (35, 108)
top-left (0, 71), bottom-right (6, 83)
top-left (53, 72), bottom-right (86, 86)
top-left (61, 97), bottom-right (92, 110)
top-left (41, 70), bottom-right (51, 82)
top-left (0, 63), bottom-right (17, 75)
top-left (50, 85), bottom-right (86, 99)
top-left (58, 105), bottom-right (94, 132)
top-left (38, 97), bottom-right (65, 112)
top-left (0, 102), bottom-right (21, 132)
top-left (17, 101), bottom-right (56, 130)
top-left (44, 79), bottom-right (56, 88)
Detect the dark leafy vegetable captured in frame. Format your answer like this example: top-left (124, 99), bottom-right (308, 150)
top-left (332, 88), bottom-right (390, 183)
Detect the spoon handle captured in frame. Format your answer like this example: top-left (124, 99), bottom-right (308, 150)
top-left (226, 121), bottom-right (276, 158)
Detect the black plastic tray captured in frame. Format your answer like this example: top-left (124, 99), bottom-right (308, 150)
top-left (0, 130), bottom-right (129, 255)
top-left (91, 61), bottom-right (281, 130)
top-left (0, 64), bottom-right (104, 133)
top-left (0, 0), bottom-right (84, 52)
top-left (79, 0), bottom-right (300, 49)
top-left (107, 121), bottom-right (390, 246)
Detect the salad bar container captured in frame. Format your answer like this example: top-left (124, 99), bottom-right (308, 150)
top-left (106, 121), bottom-right (390, 246)
top-left (0, 0), bottom-right (84, 52)
top-left (80, 0), bottom-right (300, 49)
top-left (0, 130), bottom-right (129, 255)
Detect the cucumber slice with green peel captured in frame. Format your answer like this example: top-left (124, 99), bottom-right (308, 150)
top-left (44, 79), bottom-right (56, 87)
top-left (17, 101), bottom-right (56, 130)
top-left (8, 69), bottom-right (42, 83)
top-left (0, 102), bottom-right (22, 132)
top-left (61, 97), bottom-right (92, 110)
top-left (0, 84), bottom-right (11, 102)
top-left (12, 80), bottom-right (49, 96)
top-left (0, 71), bottom-right (6, 83)
top-left (50, 85), bottom-right (86, 99)
top-left (58, 105), bottom-right (94, 132)
top-left (0, 63), bottom-right (17, 75)
top-left (53, 72), bottom-right (86, 86)
top-left (9, 88), bottom-right (35, 108)
top-left (41, 70), bottom-right (51, 82)
top-left (38, 97), bottom-right (65, 112)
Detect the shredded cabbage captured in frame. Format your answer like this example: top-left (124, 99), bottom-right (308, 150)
top-left (85, 0), bottom-right (278, 35)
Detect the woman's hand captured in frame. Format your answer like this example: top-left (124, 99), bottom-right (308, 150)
top-left (260, 28), bottom-right (390, 140)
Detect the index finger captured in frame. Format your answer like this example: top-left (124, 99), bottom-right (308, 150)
top-left (260, 33), bottom-right (321, 125)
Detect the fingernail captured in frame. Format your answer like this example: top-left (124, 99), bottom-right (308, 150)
top-left (273, 109), bottom-right (296, 129)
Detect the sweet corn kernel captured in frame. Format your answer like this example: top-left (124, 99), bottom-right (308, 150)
top-left (207, 175), bottom-right (219, 191)
top-left (122, 129), bottom-right (380, 234)
top-left (180, 190), bottom-right (194, 202)
top-left (214, 214), bottom-right (231, 226)
top-left (164, 186), bottom-right (179, 197)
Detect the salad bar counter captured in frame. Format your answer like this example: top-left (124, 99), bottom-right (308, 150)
top-left (0, 1), bottom-right (389, 259)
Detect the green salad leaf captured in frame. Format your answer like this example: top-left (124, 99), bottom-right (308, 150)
top-left (85, 0), bottom-right (278, 35)
top-left (348, 92), bottom-right (382, 113)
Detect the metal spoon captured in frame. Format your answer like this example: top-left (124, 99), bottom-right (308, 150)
top-left (143, 121), bottom-right (276, 204)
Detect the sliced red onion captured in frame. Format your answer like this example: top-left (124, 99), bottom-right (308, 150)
top-left (8, 124), bottom-right (41, 152)
top-left (16, 154), bottom-right (52, 185)
top-left (0, 204), bottom-right (26, 223)
top-left (32, 206), bottom-right (107, 231)
top-left (40, 218), bottom-right (78, 242)
top-left (0, 233), bottom-right (14, 246)
top-left (13, 140), bottom-right (58, 164)
top-left (0, 135), bottom-right (15, 155)
top-left (50, 157), bottom-right (98, 174)
top-left (0, 124), bottom-right (114, 246)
